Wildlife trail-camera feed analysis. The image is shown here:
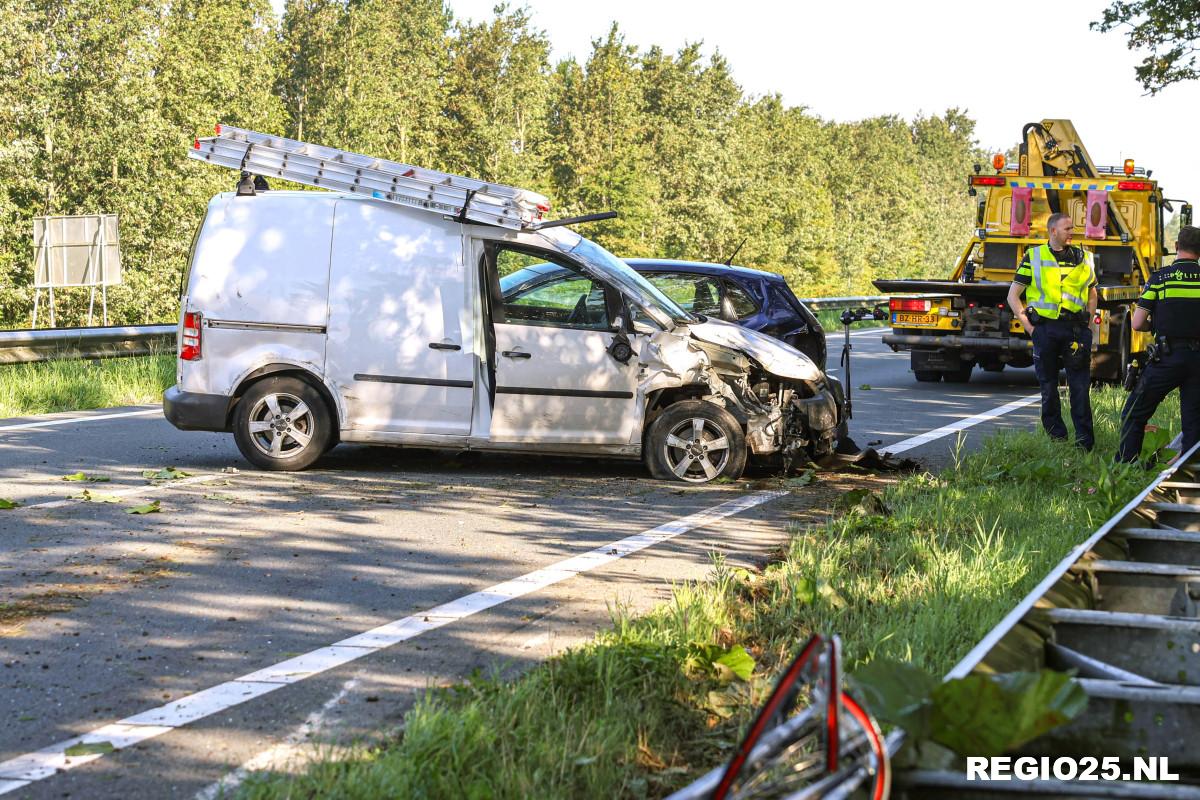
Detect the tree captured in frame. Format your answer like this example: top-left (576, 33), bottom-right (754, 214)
top-left (0, 0), bottom-right (50, 321)
top-left (0, 0), bottom-right (164, 325)
top-left (548, 25), bottom-right (657, 256)
top-left (723, 97), bottom-right (838, 292)
top-left (1092, 0), bottom-right (1200, 94)
top-left (639, 43), bottom-right (742, 261)
top-left (909, 110), bottom-right (982, 278)
top-left (278, 0), bottom-right (344, 142)
top-left (280, 0), bottom-right (451, 165)
top-left (441, 4), bottom-right (553, 189)
top-left (138, 0), bottom-right (286, 324)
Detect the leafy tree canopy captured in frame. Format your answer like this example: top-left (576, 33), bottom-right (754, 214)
top-left (1092, 0), bottom-right (1200, 94)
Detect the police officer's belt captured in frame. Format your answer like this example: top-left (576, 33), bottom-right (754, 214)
top-left (1164, 337), bottom-right (1200, 349)
top-left (1043, 309), bottom-right (1088, 324)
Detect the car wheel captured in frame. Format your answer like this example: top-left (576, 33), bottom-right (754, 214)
top-left (645, 400), bottom-right (747, 483)
top-left (233, 376), bottom-right (332, 471)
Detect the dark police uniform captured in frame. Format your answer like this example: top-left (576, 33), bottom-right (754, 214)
top-left (1116, 256), bottom-right (1200, 462)
top-left (1014, 243), bottom-right (1096, 450)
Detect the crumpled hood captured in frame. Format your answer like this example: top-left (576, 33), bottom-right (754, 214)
top-left (687, 318), bottom-right (822, 382)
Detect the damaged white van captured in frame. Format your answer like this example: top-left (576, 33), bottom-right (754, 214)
top-left (164, 127), bottom-right (846, 483)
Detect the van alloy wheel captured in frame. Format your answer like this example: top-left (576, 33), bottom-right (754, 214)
top-left (644, 399), bottom-right (747, 483)
top-left (247, 392), bottom-right (314, 458)
top-left (664, 417), bottom-right (731, 482)
top-left (233, 376), bottom-right (333, 471)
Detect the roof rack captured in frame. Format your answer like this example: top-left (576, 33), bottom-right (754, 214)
top-left (189, 125), bottom-right (551, 230)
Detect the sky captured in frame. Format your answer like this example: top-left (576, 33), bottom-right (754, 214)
top-left (274, 0), bottom-right (1200, 211)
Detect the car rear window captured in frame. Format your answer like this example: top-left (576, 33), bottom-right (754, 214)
top-left (644, 273), bottom-right (723, 316)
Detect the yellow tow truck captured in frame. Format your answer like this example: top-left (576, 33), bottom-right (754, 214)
top-left (874, 119), bottom-right (1192, 383)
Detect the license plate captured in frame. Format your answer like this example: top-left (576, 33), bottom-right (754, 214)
top-left (894, 312), bottom-right (939, 326)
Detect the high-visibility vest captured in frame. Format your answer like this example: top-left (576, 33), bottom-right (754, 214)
top-left (1026, 244), bottom-right (1095, 319)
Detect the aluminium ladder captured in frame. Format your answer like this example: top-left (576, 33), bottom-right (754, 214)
top-left (189, 124), bottom-right (551, 231)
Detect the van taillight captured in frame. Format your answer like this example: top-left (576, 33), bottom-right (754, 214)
top-left (181, 311), bottom-right (202, 361)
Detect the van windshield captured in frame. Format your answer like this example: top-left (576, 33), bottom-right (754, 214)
top-left (543, 229), bottom-right (695, 328)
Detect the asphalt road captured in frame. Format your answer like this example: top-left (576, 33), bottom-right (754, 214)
top-left (0, 328), bottom-right (1044, 799)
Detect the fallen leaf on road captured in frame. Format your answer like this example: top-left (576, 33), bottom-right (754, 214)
top-left (62, 472), bottom-right (110, 483)
top-left (64, 741), bottom-right (113, 757)
top-left (0, 498), bottom-right (20, 509)
top-left (77, 490), bottom-right (122, 504)
top-left (142, 468), bottom-right (191, 481)
top-left (127, 501), bottom-right (161, 515)
top-left (859, 384), bottom-right (872, 390)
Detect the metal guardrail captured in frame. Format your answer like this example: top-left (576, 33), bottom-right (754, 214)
top-left (0, 324), bottom-right (175, 364)
top-left (893, 441), bottom-right (1200, 799)
top-left (797, 295), bottom-right (888, 310)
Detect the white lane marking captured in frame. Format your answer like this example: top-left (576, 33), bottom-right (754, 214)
top-left (21, 473), bottom-right (229, 510)
top-left (0, 489), bottom-right (785, 791)
top-left (193, 679), bottom-right (360, 800)
top-left (0, 408), bottom-right (161, 432)
top-left (880, 394), bottom-right (1040, 455)
top-left (0, 722), bottom-right (173, 782)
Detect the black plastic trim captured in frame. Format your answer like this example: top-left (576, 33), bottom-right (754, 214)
top-left (496, 386), bottom-right (633, 399)
top-left (354, 373), bottom-right (473, 388)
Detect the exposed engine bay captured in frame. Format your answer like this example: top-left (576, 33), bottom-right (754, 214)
top-left (637, 321), bottom-right (844, 463)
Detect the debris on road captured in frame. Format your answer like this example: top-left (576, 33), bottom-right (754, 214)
top-left (62, 471), bottom-right (110, 482)
top-left (76, 489), bottom-right (122, 503)
top-left (142, 467), bottom-right (190, 481)
top-left (64, 741), bottom-right (114, 757)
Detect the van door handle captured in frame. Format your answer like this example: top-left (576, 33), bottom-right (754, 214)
top-left (502, 350), bottom-right (532, 359)
top-left (429, 342), bottom-right (461, 351)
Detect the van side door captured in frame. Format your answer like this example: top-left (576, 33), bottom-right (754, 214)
top-left (325, 200), bottom-right (474, 436)
top-left (485, 243), bottom-right (640, 445)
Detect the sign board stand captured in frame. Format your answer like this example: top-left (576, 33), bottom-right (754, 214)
top-left (32, 214), bottom-right (122, 328)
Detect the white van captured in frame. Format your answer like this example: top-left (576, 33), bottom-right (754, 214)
top-left (164, 190), bottom-right (845, 483)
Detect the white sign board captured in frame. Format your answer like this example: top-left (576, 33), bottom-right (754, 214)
top-left (33, 214), bottom-right (122, 288)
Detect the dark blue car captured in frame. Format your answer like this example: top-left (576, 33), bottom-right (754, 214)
top-left (498, 258), bottom-right (827, 370)
top-left (624, 259), bottom-right (827, 371)
top-left (496, 256), bottom-right (825, 369)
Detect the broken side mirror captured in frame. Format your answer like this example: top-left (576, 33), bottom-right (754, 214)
top-left (607, 333), bottom-right (634, 364)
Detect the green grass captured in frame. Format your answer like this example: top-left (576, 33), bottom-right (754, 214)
top-left (238, 387), bottom-right (1178, 800)
top-left (0, 352), bottom-right (174, 418)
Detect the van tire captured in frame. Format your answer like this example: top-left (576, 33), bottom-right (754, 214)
top-left (644, 400), bottom-right (747, 483)
top-left (233, 376), bottom-right (332, 471)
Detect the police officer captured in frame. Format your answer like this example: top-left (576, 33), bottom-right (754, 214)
top-left (1007, 212), bottom-right (1098, 450)
top-left (1116, 225), bottom-right (1200, 462)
